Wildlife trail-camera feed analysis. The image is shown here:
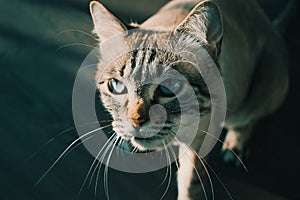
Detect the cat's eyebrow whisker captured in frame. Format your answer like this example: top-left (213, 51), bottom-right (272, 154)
top-left (60, 29), bottom-right (98, 41)
top-left (56, 43), bottom-right (97, 51)
top-left (34, 125), bottom-right (111, 188)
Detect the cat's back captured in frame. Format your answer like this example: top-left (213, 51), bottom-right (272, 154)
top-left (140, 0), bottom-right (269, 34)
top-left (140, 0), bottom-right (202, 30)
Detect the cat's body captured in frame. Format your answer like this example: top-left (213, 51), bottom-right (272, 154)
top-left (90, 0), bottom-right (289, 199)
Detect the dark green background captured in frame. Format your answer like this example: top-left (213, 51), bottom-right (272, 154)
top-left (0, 0), bottom-right (299, 199)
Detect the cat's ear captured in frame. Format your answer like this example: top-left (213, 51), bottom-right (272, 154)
top-left (176, 1), bottom-right (223, 54)
top-left (90, 1), bottom-right (127, 41)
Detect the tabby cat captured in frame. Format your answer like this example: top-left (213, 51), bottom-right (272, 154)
top-left (89, 0), bottom-right (289, 199)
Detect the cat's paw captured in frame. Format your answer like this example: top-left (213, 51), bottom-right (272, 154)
top-left (221, 128), bottom-right (249, 167)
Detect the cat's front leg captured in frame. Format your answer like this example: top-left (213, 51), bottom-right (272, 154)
top-left (177, 144), bottom-right (207, 200)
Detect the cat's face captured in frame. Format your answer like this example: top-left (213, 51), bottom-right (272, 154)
top-left (97, 33), bottom-right (210, 151)
top-left (90, 2), bottom-right (222, 151)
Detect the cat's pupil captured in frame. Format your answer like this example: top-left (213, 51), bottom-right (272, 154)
top-left (159, 79), bottom-right (183, 97)
top-left (108, 79), bottom-right (127, 94)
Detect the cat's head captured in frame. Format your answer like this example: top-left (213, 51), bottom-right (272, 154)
top-left (90, 1), bottom-right (223, 151)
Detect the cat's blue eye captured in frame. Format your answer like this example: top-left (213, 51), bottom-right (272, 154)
top-left (159, 79), bottom-right (183, 97)
top-left (108, 79), bottom-right (127, 94)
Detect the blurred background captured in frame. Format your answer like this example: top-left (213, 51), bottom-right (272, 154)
top-left (0, 0), bottom-right (299, 199)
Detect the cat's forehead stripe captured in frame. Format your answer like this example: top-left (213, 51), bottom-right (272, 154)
top-left (123, 47), bottom-right (158, 80)
top-left (148, 48), bottom-right (156, 64)
top-left (130, 50), bottom-right (138, 69)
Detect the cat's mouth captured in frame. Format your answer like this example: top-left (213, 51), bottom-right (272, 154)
top-left (114, 123), bottom-right (173, 151)
top-left (133, 135), bottom-right (160, 142)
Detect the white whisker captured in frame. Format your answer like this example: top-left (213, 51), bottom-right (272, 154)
top-left (159, 141), bottom-right (172, 200)
top-left (203, 159), bottom-right (234, 200)
top-left (29, 126), bottom-right (75, 159)
top-left (169, 146), bottom-right (179, 170)
top-left (185, 149), bottom-right (208, 200)
top-left (103, 136), bottom-right (120, 200)
top-left (189, 148), bottom-right (215, 200)
top-left (93, 134), bottom-right (117, 198)
top-left (168, 130), bottom-right (208, 200)
top-left (64, 135), bottom-right (94, 158)
top-left (91, 133), bottom-right (116, 188)
top-left (34, 125), bottom-right (111, 187)
top-left (158, 142), bottom-right (170, 188)
top-left (76, 132), bottom-right (115, 199)
top-left (199, 130), bottom-right (248, 172)
top-left (60, 29), bottom-right (98, 40)
top-left (56, 43), bottom-right (97, 51)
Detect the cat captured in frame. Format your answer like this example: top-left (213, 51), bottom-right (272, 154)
top-left (89, 0), bottom-right (290, 199)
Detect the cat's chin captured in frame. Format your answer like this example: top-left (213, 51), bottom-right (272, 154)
top-left (130, 137), bottom-right (166, 151)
